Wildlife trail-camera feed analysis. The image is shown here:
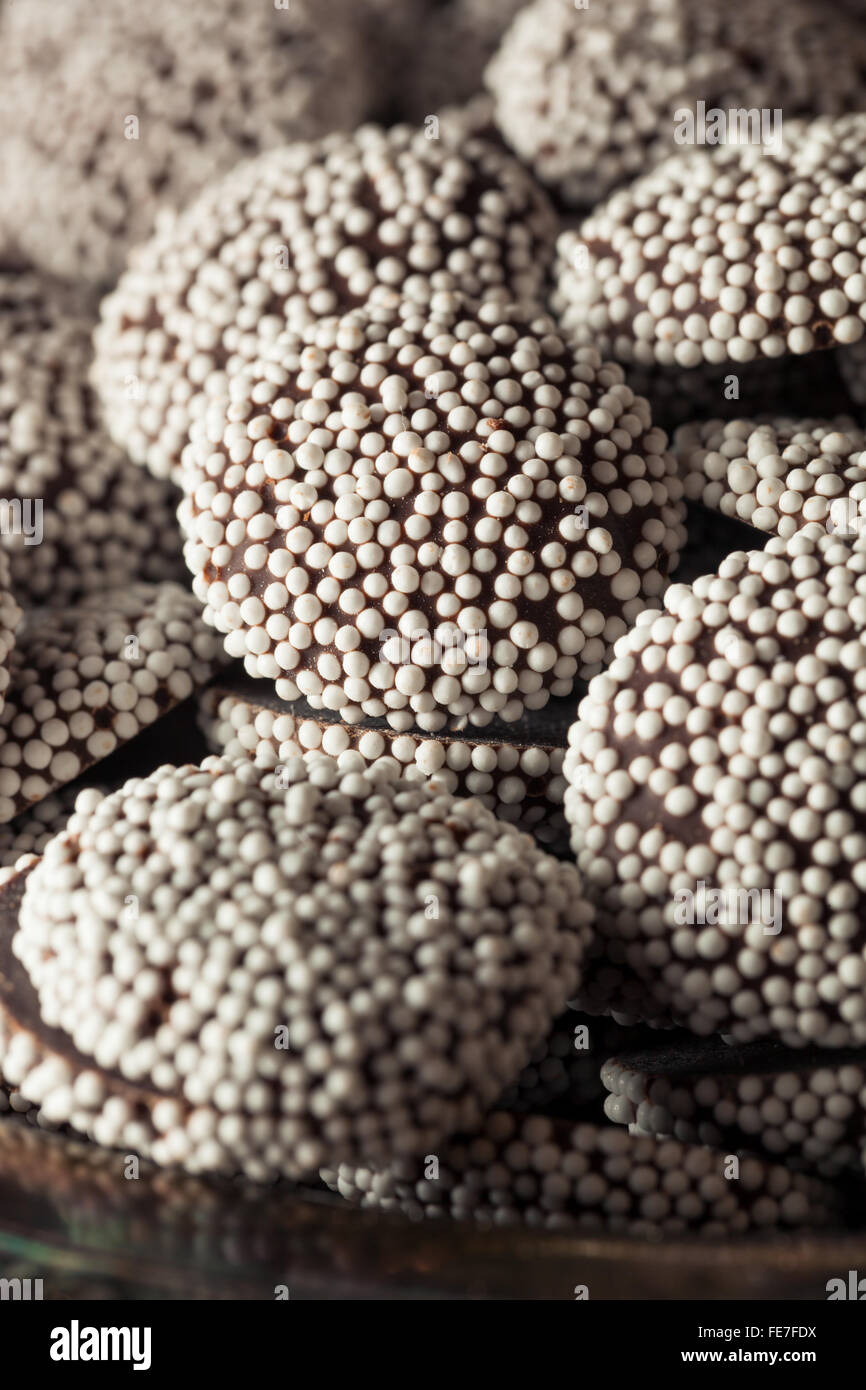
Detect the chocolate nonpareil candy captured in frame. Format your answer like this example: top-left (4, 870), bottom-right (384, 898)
top-left (0, 755), bottom-right (593, 1179)
top-left (565, 522), bottom-right (866, 1049)
top-left (0, 0), bottom-right (375, 283)
top-left (0, 269), bottom-right (184, 605)
top-left (677, 417), bottom-right (866, 542)
top-left (93, 127), bottom-right (556, 484)
top-left (322, 1112), bottom-right (840, 1236)
top-left (602, 1035), bottom-right (866, 1176)
top-left (0, 583), bottom-right (224, 823)
top-left (488, 0), bottom-right (866, 209)
top-left (198, 670), bottom-right (573, 852)
top-left (555, 114), bottom-right (866, 367)
top-left (179, 298), bottom-right (685, 730)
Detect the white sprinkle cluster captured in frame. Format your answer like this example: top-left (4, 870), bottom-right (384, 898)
top-left (565, 522), bottom-right (866, 1048)
top-left (0, 0), bottom-right (372, 282)
top-left (199, 687), bottom-right (567, 850)
top-left (602, 1047), bottom-right (866, 1177)
top-left (4, 755), bottom-right (591, 1179)
top-left (492, 0), bottom-right (866, 211)
top-left (179, 299), bottom-right (685, 730)
top-left (0, 583), bottom-right (223, 824)
top-left (92, 125), bottom-right (557, 484)
top-left (487, 0), bottom-right (866, 209)
top-left (322, 1113), bottom-right (836, 1234)
top-left (554, 114), bottom-right (866, 366)
top-left (0, 290), bottom-right (184, 604)
top-left (677, 417), bottom-right (866, 539)
top-left (0, 783), bottom-right (103, 887)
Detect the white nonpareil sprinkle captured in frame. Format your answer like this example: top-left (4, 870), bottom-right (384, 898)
top-left (676, 417), bottom-right (866, 540)
top-left (92, 124), bottom-right (557, 485)
top-left (179, 299), bottom-right (685, 730)
top-left (5, 754), bottom-right (592, 1180)
top-left (554, 114), bottom-right (866, 367)
top-left (565, 522), bottom-right (866, 1049)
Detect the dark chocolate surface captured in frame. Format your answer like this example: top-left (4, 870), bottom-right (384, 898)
top-left (205, 664), bottom-right (581, 750)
